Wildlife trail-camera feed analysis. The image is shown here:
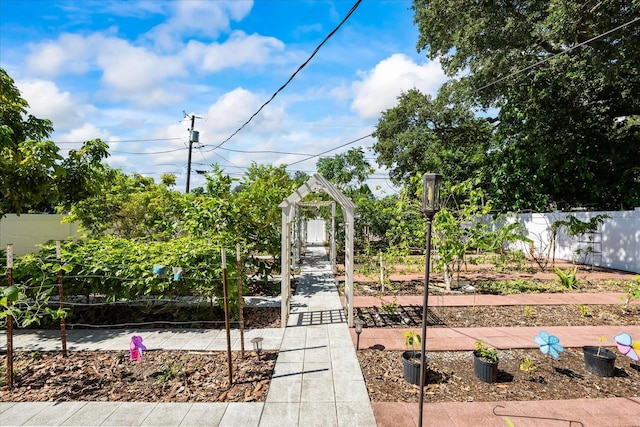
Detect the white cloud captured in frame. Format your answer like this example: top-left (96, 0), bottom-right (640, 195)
top-left (56, 123), bottom-right (112, 144)
top-left (350, 54), bottom-right (447, 120)
top-left (146, 0), bottom-right (254, 50)
top-left (97, 38), bottom-right (185, 93)
top-left (185, 31), bottom-right (284, 72)
top-left (25, 33), bottom-right (98, 77)
top-left (17, 78), bottom-right (84, 132)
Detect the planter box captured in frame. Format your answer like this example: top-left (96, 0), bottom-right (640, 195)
top-left (583, 346), bottom-right (616, 377)
top-left (402, 350), bottom-right (428, 385)
top-left (473, 351), bottom-right (499, 383)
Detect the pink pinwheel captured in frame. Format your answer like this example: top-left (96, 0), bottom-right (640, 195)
top-left (130, 335), bottom-right (147, 362)
top-left (614, 333), bottom-right (640, 362)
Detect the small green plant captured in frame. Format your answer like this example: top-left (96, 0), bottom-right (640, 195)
top-left (379, 297), bottom-right (399, 315)
top-left (621, 276), bottom-right (640, 311)
top-left (597, 335), bottom-right (607, 356)
top-left (554, 266), bottom-right (578, 290)
top-left (523, 305), bottom-right (535, 316)
top-left (403, 331), bottom-right (421, 351)
top-left (578, 304), bottom-right (590, 317)
top-left (155, 361), bottom-right (183, 383)
top-left (519, 357), bottom-right (536, 372)
top-left (476, 279), bottom-right (551, 294)
top-left (474, 340), bottom-right (498, 363)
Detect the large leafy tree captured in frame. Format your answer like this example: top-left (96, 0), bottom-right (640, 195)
top-left (68, 171), bottom-right (190, 240)
top-left (411, 0), bottom-right (640, 211)
top-left (0, 68), bottom-right (110, 216)
top-left (317, 147), bottom-right (374, 195)
top-left (373, 89), bottom-right (493, 191)
top-left (1, 68), bottom-right (58, 216)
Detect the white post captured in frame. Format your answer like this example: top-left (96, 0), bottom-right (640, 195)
top-left (280, 206), bottom-right (291, 328)
top-left (331, 202), bottom-right (336, 273)
top-left (345, 209), bottom-right (355, 327)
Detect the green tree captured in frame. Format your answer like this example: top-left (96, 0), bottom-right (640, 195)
top-left (68, 171), bottom-right (189, 240)
top-left (412, 0), bottom-right (640, 210)
top-left (317, 147), bottom-right (374, 195)
top-left (0, 68), bottom-right (110, 216)
top-left (373, 89), bottom-right (493, 191)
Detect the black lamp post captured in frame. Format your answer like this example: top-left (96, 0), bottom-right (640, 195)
top-left (354, 318), bottom-right (365, 350)
top-left (418, 172), bottom-right (442, 427)
top-left (251, 337), bottom-right (264, 360)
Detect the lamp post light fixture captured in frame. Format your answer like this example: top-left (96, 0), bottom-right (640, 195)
top-left (418, 172), bottom-right (442, 427)
top-left (251, 337), bottom-right (264, 360)
top-left (354, 318), bottom-right (365, 351)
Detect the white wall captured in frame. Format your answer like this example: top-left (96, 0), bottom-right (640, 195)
top-left (509, 208), bottom-right (640, 273)
top-left (306, 219), bottom-right (326, 243)
top-left (0, 214), bottom-right (80, 256)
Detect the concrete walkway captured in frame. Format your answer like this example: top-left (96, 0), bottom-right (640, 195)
top-left (0, 243), bottom-right (376, 426)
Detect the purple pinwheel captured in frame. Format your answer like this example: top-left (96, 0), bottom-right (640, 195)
top-left (535, 330), bottom-right (564, 359)
top-left (614, 332), bottom-right (640, 362)
top-left (130, 335), bottom-right (147, 362)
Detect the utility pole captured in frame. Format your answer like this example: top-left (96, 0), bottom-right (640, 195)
top-left (184, 112), bottom-right (202, 193)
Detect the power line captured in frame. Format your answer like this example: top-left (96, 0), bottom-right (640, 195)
top-left (285, 133), bottom-right (372, 167)
top-left (472, 15), bottom-right (640, 95)
top-left (55, 137), bottom-right (183, 145)
top-left (205, 0), bottom-right (363, 153)
top-left (219, 147), bottom-right (315, 156)
top-left (112, 147), bottom-right (187, 155)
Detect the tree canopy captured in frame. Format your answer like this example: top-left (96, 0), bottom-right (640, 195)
top-left (375, 1), bottom-right (640, 211)
top-left (0, 68), bottom-right (110, 216)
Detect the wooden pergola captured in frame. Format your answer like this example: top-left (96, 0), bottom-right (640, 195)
top-left (279, 173), bottom-right (355, 327)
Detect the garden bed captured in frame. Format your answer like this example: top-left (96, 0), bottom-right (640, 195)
top-left (1, 350), bottom-right (276, 402)
top-left (355, 304), bottom-right (640, 328)
top-left (358, 347), bottom-right (640, 403)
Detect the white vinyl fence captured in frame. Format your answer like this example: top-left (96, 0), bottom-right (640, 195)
top-left (2, 210), bottom-right (639, 274)
top-left (508, 208), bottom-right (640, 274)
top-left (0, 214), bottom-right (80, 256)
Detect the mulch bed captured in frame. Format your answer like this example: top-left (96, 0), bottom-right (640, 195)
top-left (1, 350), bottom-right (277, 402)
top-left (355, 304), bottom-right (640, 328)
top-left (358, 347), bottom-right (640, 403)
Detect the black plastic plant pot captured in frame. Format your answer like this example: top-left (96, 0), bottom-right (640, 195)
top-left (583, 346), bottom-right (616, 377)
top-left (473, 351), bottom-right (499, 383)
top-left (402, 350), bottom-right (428, 385)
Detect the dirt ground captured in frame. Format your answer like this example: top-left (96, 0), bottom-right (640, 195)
top-left (1, 350), bottom-right (276, 403)
top-left (357, 347), bottom-right (640, 403)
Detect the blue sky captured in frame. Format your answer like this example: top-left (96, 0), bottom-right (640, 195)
top-left (0, 0), bottom-right (447, 193)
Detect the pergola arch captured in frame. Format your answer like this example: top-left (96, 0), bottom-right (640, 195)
top-left (279, 173), bottom-right (355, 327)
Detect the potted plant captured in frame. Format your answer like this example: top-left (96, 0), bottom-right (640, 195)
top-left (583, 336), bottom-right (616, 377)
top-left (473, 340), bottom-right (499, 383)
top-left (401, 331), bottom-right (426, 385)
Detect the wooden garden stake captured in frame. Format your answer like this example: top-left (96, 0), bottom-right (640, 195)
top-left (6, 244), bottom-right (14, 390)
top-left (56, 241), bottom-right (68, 357)
top-left (221, 248), bottom-right (233, 385)
top-left (379, 252), bottom-right (384, 292)
top-left (236, 243), bottom-right (245, 358)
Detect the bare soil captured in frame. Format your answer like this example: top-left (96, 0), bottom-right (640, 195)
top-left (1, 350), bottom-right (276, 403)
top-left (355, 304), bottom-right (640, 329)
top-left (358, 347), bottom-right (640, 403)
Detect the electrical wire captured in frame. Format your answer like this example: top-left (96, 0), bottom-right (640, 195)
top-left (472, 15), bottom-right (640, 95)
top-left (285, 133), bottom-right (372, 167)
top-left (54, 137), bottom-right (183, 145)
top-left (111, 147), bottom-right (187, 155)
top-left (219, 147), bottom-right (315, 156)
top-left (205, 0), bottom-right (363, 153)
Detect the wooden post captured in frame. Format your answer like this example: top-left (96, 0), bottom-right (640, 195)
top-left (6, 244), bottom-right (14, 390)
top-left (56, 241), bottom-right (68, 357)
top-left (236, 243), bottom-right (245, 358)
top-left (221, 248), bottom-right (233, 385)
